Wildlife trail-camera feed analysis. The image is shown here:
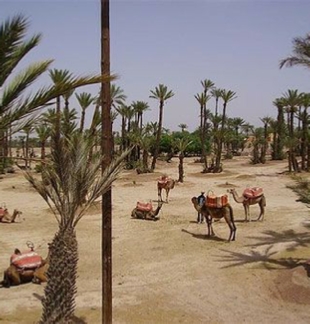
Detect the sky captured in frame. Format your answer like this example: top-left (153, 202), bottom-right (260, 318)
top-left (1, 0), bottom-right (310, 132)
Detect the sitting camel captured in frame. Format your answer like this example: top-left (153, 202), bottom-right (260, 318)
top-left (228, 188), bottom-right (266, 222)
top-left (131, 201), bottom-right (164, 221)
top-left (157, 176), bottom-right (176, 203)
top-left (0, 209), bottom-right (22, 223)
top-left (191, 197), bottom-right (236, 241)
top-left (0, 245), bottom-right (49, 288)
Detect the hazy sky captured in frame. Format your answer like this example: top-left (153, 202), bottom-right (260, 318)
top-left (1, 0), bottom-right (310, 132)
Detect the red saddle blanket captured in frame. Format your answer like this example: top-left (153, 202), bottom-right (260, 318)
top-left (157, 177), bottom-right (170, 185)
top-left (243, 187), bottom-right (263, 199)
top-left (136, 202), bottom-right (153, 212)
top-left (10, 250), bottom-right (43, 270)
top-left (206, 192), bottom-right (228, 208)
top-left (0, 208), bottom-right (7, 217)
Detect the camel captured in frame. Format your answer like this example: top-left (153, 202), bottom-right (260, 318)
top-left (131, 201), bottom-right (164, 221)
top-left (191, 197), bottom-right (236, 241)
top-left (157, 176), bottom-right (176, 203)
top-left (0, 246), bottom-right (49, 288)
top-left (228, 188), bottom-right (266, 222)
top-left (0, 209), bottom-right (22, 223)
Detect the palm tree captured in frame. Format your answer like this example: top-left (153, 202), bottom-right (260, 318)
top-left (131, 100), bottom-right (149, 131)
top-left (149, 84), bottom-right (174, 171)
top-left (282, 89), bottom-right (302, 171)
top-left (214, 89), bottom-right (237, 172)
top-left (272, 98), bottom-right (286, 160)
top-left (260, 116), bottom-right (272, 163)
top-left (0, 15), bottom-right (108, 132)
top-left (280, 33), bottom-right (310, 69)
top-left (25, 134), bottom-right (129, 323)
top-left (178, 123), bottom-right (188, 132)
top-left (49, 69), bottom-right (72, 141)
top-left (35, 122), bottom-right (51, 161)
top-left (110, 83), bottom-right (127, 108)
top-left (173, 137), bottom-right (192, 182)
top-left (194, 92), bottom-right (210, 170)
top-left (76, 92), bottom-right (95, 132)
top-left (211, 87), bottom-right (222, 117)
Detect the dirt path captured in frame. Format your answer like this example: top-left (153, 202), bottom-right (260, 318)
top-left (1, 156), bottom-right (310, 323)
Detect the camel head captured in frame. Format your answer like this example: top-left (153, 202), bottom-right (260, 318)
top-left (191, 197), bottom-right (201, 212)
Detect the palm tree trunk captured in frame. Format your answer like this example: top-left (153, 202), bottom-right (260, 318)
top-left (151, 102), bottom-right (163, 171)
top-left (40, 227), bottom-right (78, 323)
top-left (101, 1), bottom-right (112, 322)
top-left (178, 153), bottom-right (184, 182)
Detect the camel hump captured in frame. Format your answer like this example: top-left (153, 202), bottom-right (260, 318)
top-left (243, 187), bottom-right (263, 199)
top-left (157, 176), bottom-right (171, 185)
top-left (136, 201), bottom-right (153, 212)
top-left (206, 191), bottom-right (229, 208)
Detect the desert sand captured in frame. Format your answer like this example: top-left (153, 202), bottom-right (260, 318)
top-left (1, 156), bottom-right (310, 324)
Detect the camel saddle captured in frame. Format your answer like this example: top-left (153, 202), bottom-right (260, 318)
top-left (10, 250), bottom-right (43, 270)
top-left (136, 201), bottom-right (153, 212)
top-left (206, 191), bottom-right (228, 208)
top-left (158, 176), bottom-right (170, 185)
top-left (243, 187), bottom-right (263, 199)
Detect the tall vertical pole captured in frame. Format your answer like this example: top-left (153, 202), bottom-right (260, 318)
top-left (101, 0), bottom-right (112, 323)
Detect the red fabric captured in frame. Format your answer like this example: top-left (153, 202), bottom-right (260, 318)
top-left (206, 193), bottom-right (228, 208)
top-left (136, 202), bottom-right (153, 212)
top-left (11, 250), bottom-right (43, 269)
top-left (243, 187), bottom-right (263, 199)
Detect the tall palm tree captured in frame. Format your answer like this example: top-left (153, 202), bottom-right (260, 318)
top-left (149, 84), bottom-right (174, 171)
top-left (194, 92), bottom-right (210, 170)
top-left (49, 69), bottom-right (72, 141)
top-left (76, 92), bottom-right (95, 132)
top-left (282, 89), bottom-right (302, 171)
top-left (131, 100), bottom-right (149, 131)
top-left (260, 116), bottom-right (272, 163)
top-left (272, 98), bottom-right (286, 160)
top-left (280, 33), bottom-right (310, 69)
top-left (110, 83), bottom-right (127, 108)
top-left (214, 89), bottom-right (237, 172)
top-left (25, 133), bottom-right (129, 323)
top-left (211, 87), bottom-right (222, 117)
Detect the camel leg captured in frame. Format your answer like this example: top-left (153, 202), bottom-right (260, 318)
top-left (165, 189), bottom-right (169, 203)
top-left (206, 215), bottom-right (215, 237)
top-left (257, 203), bottom-right (264, 221)
top-left (158, 188), bottom-right (163, 202)
top-left (243, 205), bottom-right (248, 222)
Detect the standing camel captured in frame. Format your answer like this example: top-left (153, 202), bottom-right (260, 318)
top-left (157, 176), bottom-right (176, 202)
top-left (191, 197), bottom-right (236, 241)
top-left (228, 188), bottom-right (266, 222)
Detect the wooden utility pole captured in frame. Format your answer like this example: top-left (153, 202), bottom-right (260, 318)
top-left (101, 0), bottom-right (112, 323)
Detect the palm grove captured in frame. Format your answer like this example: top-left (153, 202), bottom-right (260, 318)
top-left (1, 13), bottom-right (310, 323)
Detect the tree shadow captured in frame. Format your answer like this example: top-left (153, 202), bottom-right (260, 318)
top-left (213, 223), bottom-right (310, 272)
top-left (181, 228), bottom-right (226, 242)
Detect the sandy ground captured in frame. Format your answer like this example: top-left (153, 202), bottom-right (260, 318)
top-left (1, 156), bottom-right (310, 324)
